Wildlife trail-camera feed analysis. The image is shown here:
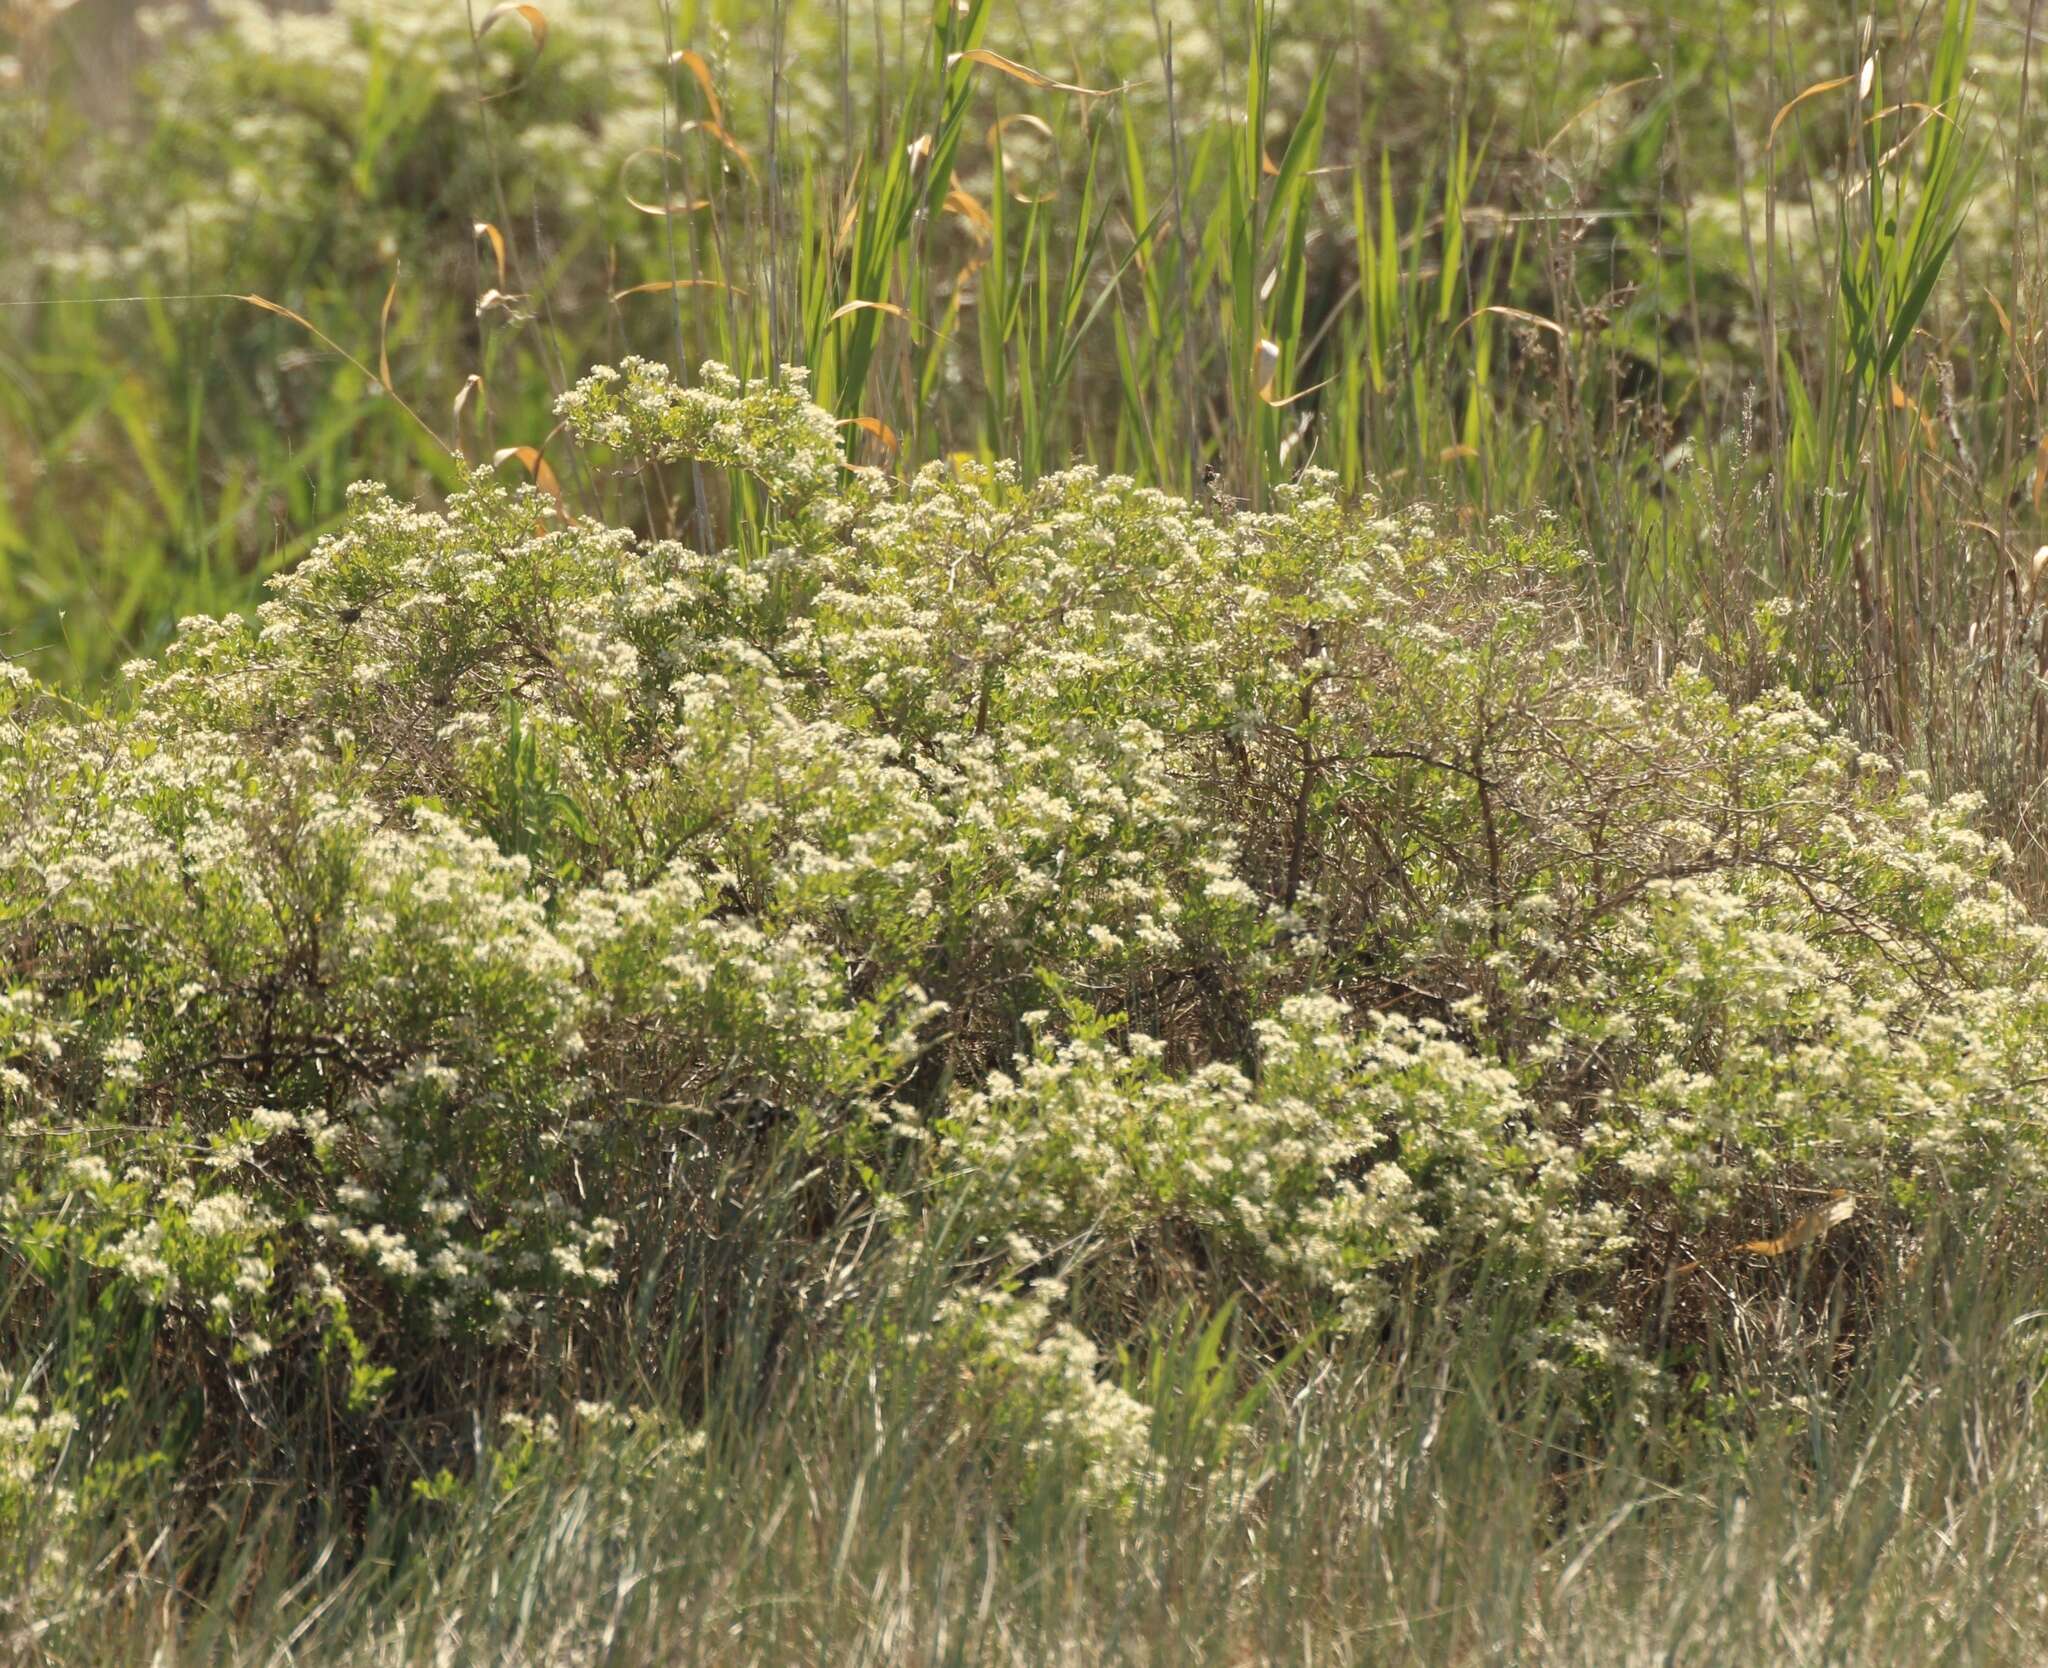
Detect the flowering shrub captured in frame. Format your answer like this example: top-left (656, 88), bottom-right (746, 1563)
top-left (6, 362), bottom-right (2048, 1492)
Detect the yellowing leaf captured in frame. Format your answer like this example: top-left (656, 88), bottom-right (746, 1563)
top-left (1768, 73), bottom-right (1855, 149)
top-left (668, 48), bottom-right (724, 126)
top-left (377, 264), bottom-right (400, 394)
top-left (946, 47), bottom-right (1120, 98)
top-left (1740, 1194), bottom-right (1856, 1258)
top-left (493, 444), bottom-right (570, 522)
top-left (827, 299), bottom-right (951, 345)
top-left (830, 298), bottom-right (912, 324)
top-left (452, 373), bottom-right (486, 454)
top-left (609, 278), bottom-right (748, 302)
top-left (943, 178), bottom-right (993, 235)
top-left (473, 221), bottom-right (508, 290)
top-left (1458, 304), bottom-right (1567, 341)
top-left (837, 415), bottom-right (900, 453)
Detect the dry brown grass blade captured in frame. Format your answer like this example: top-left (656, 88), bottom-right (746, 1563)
top-left (946, 47), bottom-right (1120, 98)
top-left (453, 373), bottom-right (486, 457)
top-left (828, 299), bottom-right (952, 345)
top-left (1542, 72), bottom-right (1663, 154)
top-left (473, 221), bottom-right (508, 291)
top-left (1459, 304), bottom-right (1567, 341)
top-left (1867, 99), bottom-right (1956, 131)
top-left (477, 2), bottom-right (546, 54)
top-left (1845, 107), bottom-right (1948, 200)
top-left (1253, 336), bottom-right (1331, 408)
top-left (669, 48), bottom-right (724, 126)
top-left (610, 278), bottom-right (747, 302)
top-left (1740, 1194), bottom-right (1855, 1258)
top-left (237, 293), bottom-right (444, 451)
top-left (1984, 290), bottom-right (2036, 403)
top-left (1768, 73), bottom-right (1855, 149)
top-left (830, 299), bottom-right (911, 324)
top-left (493, 444), bottom-right (570, 521)
top-left (1889, 378), bottom-right (1935, 449)
top-left (1438, 443), bottom-right (1479, 462)
top-left (621, 148), bottom-right (712, 217)
top-left (834, 167), bottom-right (864, 255)
top-left (377, 265), bottom-right (399, 394)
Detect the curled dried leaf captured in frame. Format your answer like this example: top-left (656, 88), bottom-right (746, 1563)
top-left (477, 2), bottom-right (547, 53)
top-left (493, 443), bottom-right (570, 521)
top-left (620, 148), bottom-right (712, 217)
top-left (837, 415), bottom-right (901, 453)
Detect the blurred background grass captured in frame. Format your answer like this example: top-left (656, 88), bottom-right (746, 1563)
top-left (3, 0), bottom-right (2045, 864)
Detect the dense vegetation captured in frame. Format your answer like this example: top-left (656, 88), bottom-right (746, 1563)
top-left (6, 0), bottom-right (2048, 1661)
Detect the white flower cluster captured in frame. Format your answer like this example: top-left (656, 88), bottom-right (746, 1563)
top-left (934, 1280), bottom-right (1158, 1511)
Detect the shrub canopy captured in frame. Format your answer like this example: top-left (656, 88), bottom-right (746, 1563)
top-left (5, 359), bottom-right (2047, 1475)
